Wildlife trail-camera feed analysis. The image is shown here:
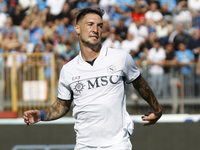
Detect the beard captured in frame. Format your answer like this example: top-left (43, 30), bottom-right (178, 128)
top-left (80, 36), bottom-right (100, 51)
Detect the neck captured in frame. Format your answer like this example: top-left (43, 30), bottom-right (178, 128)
top-left (80, 43), bottom-right (101, 62)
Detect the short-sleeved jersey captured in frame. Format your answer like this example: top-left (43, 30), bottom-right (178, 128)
top-left (58, 45), bottom-right (140, 146)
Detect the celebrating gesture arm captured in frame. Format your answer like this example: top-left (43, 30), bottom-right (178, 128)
top-left (23, 98), bottom-right (72, 125)
top-left (132, 75), bottom-right (162, 126)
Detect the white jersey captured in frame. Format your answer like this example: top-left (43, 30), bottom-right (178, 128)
top-left (57, 45), bottom-right (140, 146)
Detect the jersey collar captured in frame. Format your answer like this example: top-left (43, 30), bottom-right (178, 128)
top-left (78, 45), bottom-right (108, 64)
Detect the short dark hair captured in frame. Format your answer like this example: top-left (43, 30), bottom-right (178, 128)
top-left (76, 7), bottom-right (105, 24)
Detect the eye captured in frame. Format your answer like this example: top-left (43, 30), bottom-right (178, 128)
top-left (98, 24), bottom-right (103, 29)
top-left (87, 23), bottom-right (93, 26)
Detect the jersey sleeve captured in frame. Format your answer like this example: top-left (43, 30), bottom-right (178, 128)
top-left (57, 66), bottom-right (72, 100)
top-left (123, 51), bottom-right (140, 83)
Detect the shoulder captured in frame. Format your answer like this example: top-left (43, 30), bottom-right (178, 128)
top-left (62, 56), bottom-right (78, 70)
top-left (106, 47), bottom-right (129, 61)
top-left (149, 47), bottom-right (155, 52)
top-left (186, 49), bottom-right (193, 54)
top-left (107, 47), bottom-right (127, 56)
top-left (159, 48), bottom-right (166, 52)
top-left (175, 50), bottom-right (180, 55)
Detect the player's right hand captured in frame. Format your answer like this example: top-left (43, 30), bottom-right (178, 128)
top-left (23, 110), bottom-right (41, 125)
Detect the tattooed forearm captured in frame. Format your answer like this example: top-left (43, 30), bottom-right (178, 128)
top-left (43, 98), bottom-right (71, 121)
top-left (132, 75), bottom-right (162, 115)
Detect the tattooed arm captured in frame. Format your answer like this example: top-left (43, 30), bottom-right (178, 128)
top-left (23, 98), bottom-right (72, 125)
top-left (132, 74), bottom-right (162, 126)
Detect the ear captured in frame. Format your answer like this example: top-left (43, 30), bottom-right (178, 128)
top-left (75, 24), bottom-right (80, 35)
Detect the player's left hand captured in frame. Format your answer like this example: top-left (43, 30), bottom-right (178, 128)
top-left (141, 112), bottom-right (161, 126)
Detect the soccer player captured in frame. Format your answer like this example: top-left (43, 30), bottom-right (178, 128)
top-left (23, 7), bottom-right (162, 150)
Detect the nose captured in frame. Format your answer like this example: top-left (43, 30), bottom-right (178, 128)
top-left (92, 24), bottom-right (98, 33)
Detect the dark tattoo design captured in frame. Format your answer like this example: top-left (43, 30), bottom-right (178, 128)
top-left (43, 98), bottom-right (72, 121)
top-left (132, 75), bottom-right (162, 115)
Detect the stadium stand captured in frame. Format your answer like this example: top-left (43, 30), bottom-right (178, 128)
top-left (0, 0), bottom-right (200, 117)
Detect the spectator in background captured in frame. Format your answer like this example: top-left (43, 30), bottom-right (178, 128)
top-left (101, 4), bottom-right (116, 27)
top-left (175, 42), bottom-right (195, 97)
top-left (58, 2), bottom-right (71, 20)
top-left (162, 43), bottom-right (177, 98)
top-left (147, 40), bottom-right (166, 98)
top-left (67, 0), bottom-right (78, 10)
top-left (77, 0), bottom-right (88, 9)
top-left (1, 17), bottom-right (16, 38)
top-left (146, 0), bottom-right (161, 10)
top-left (32, 43), bottom-right (41, 53)
top-left (50, 31), bottom-right (60, 46)
top-left (10, 4), bottom-right (27, 26)
top-left (18, 0), bottom-right (37, 15)
top-left (99, 0), bottom-right (116, 8)
top-left (29, 19), bottom-right (43, 44)
top-left (7, 0), bottom-right (18, 14)
top-left (168, 22), bottom-right (191, 51)
top-left (151, 19), bottom-right (172, 47)
top-left (46, 0), bottom-right (65, 19)
top-left (15, 18), bottom-right (30, 44)
top-left (0, 0), bottom-right (8, 13)
top-left (28, 5), bottom-right (46, 25)
top-left (36, 0), bottom-right (47, 12)
top-left (0, 43), bottom-right (4, 106)
top-left (159, 0), bottom-right (176, 24)
top-left (121, 32), bottom-right (142, 60)
top-left (57, 16), bottom-right (71, 39)
top-left (0, 43), bottom-right (4, 74)
top-left (60, 42), bottom-right (75, 66)
top-left (128, 19), bottom-right (149, 44)
top-left (0, 0), bottom-right (8, 29)
top-left (29, 43), bottom-right (44, 80)
top-left (145, 1), bottom-right (163, 24)
top-left (87, 0), bottom-right (99, 8)
top-left (187, 28), bottom-right (200, 96)
top-left (101, 12), bottom-right (111, 43)
top-left (55, 35), bottom-right (68, 56)
top-left (131, 3), bottom-right (146, 23)
top-left (115, 17), bottom-right (128, 42)
top-left (173, 1), bottom-right (193, 31)
top-left (43, 43), bottom-right (56, 80)
top-left (159, 0), bottom-right (177, 14)
top-left (188, 0), bottom-right (200, 14)
top-left (65, 16), bottom-right (76, 37)
top-left (1, 25), bottom-right (19, 52)
top-left (141, 31), bottom-right (157, 51)
top-left (196, 54), bottom-right (200, 96)
top-left (187, 28), bottom-right (200, 62)
top-left (45, 6), bottom-right (54, 22)
top-left (27, 19), bottom-right (43, 53)
top-left (102, 28), bottom-right (120, 49)
top-left (43, 19), bottom-right (57, 44)
top-left (114, 0), bottom-right (135, 27)
top-left (6, 44), bottom-right (28, 69)
top-left (137, 32), bottom-right (158, 76)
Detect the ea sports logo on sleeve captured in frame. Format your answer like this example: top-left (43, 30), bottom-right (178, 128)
top-left (107, 65), bottom-right (116, 74)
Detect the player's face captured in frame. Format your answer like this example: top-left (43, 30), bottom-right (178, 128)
top-left (76, 13), bottom-right (103, 49)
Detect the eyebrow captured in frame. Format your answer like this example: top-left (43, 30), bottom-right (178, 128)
top-left (86, 21), bottom-right (103, 26)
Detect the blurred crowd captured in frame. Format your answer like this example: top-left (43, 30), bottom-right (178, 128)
top-left (0, 0), bottom-right (200, 97)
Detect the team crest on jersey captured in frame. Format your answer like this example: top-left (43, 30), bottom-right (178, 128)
top-left (107, 65), bottom-right (116, 74)
top-left (74, 81), bottom-right (85, 94)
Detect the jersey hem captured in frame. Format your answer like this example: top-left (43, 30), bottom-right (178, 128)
top-left (76, 137), bottom-right (130, 147)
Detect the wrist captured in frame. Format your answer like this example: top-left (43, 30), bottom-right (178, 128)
top-left (40, 110), bottom-right (45, 121)
top-left (154, 108), bottom-right (162, 117)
